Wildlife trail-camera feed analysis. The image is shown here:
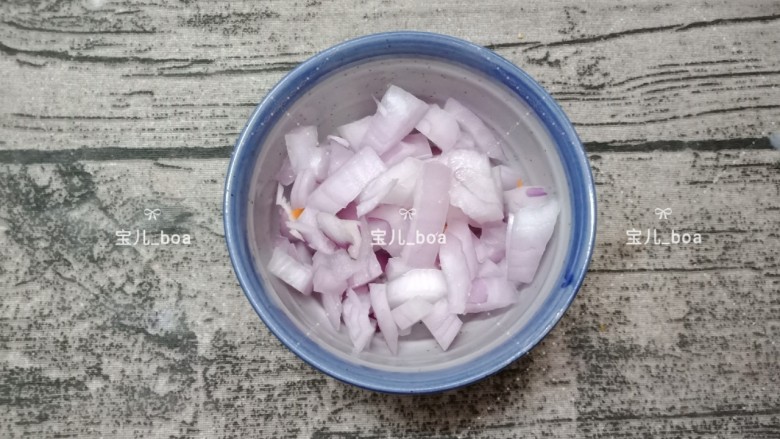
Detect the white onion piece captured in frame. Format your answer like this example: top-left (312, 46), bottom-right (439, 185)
top-left (285, 126), bottom-right (327, 179)
top-left (307, 147), bottom-right (387, 214)
top-left (293, 241), bottom-right (313, 265)
top-left (366, 218), bottom-right (393, 254)
top-left (444, 216), bottom-right (479, 279)
top-left (356, 178), bottom-right (398, 219)
top-left (327, 135), bottom-right (350, 149)
top-left (348, 219), bottom-right (382, 288)
top-left (275, 158), bottom-right (296, 186)
top-left (316, 212), bottom-right (361, 258)
top-left (464, 277), bottom-right (517, 313)
top-left (276, 185), bottom-right (303, 240)
top-left (365, 204), bottom-right (408, 257)
top-left (400, 161), bottom-right (451, 268)
top-left (473, 234), bottom-right (487, 263)
top-left (275, 183), bottom-right (293, 217)
top-left (277, 207), bottom-right (298, 241)
top-left (466, 279), bottom-right (488, 304)
top-left (287, 208), bottom-right (336, 255)
top-left (479, 222), bottom-right (507, 263)
top-left (495, 165), bottom-right (524, 191)
top-left (337, 115), bottom-right (372, 150)
top-left (477, 258), bottom-right (503, 278)
top-left (415, 104), bottom-right (460, 151)
top-left (357, 157), bottom-right (422, 216)
top-left (386, 268), bottom-right (448, 308)
top-left (422, 299), bottom-right (463, 351)
top-left (504, 186), bottom-right (549, 212)
top-left (391, 297), bottom-right (434, 331)
top-left (268, 245), bottom-right (313, 295)
top-left (325, 140), bottom-right (355, 177)
top-left (342, 289), bottom-right (376, 353)
top-left (381, 133), bottom-right (433, 166)
top-left (443, 98), bottom-right (505, 161)
top-left (384, 257), bottom-right (411, 281)
top-left (312, 249), bottom-right (356, 296)
top-left (290, 169), bottom-right (317, 209)
top-left (443, 149), bottom-right (504, 224)
top-left (506, 198), bottom-right (560, 284)
top-left (453, 130), bottom-right (476, 151)
top-left (439, 233), bottom-right (471, 314)
top-left (321, 290), bottom-right (342, 331)
top-left (361, 85), bottom-right (429, 154)
top-left (369, 283), bottom-right (399, 354)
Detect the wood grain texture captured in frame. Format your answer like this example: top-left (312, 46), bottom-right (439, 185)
top-left (1, 0), bottom-right (780, 437)
top-left (0, 0), bottom-right (778, 150)
top-left (0, 150), bottom-right (778, 438)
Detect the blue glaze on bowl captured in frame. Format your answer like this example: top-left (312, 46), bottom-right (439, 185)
top-left (224, 31), bottom-right (596, 394)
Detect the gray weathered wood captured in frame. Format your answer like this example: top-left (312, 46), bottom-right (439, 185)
top-left (0, 0), bottom-right (778, 150)
top-left (1, 150), bottom-right (778, 438)
top-left (1, 0), bottom-right (779, 438)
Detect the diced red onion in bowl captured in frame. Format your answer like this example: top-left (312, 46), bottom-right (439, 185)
top-left (267, 85), bottom-right (559, 354)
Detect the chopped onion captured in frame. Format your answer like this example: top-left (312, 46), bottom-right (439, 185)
top-left (287, 208), bottom-right (337, 255)
top-left (444, 98), bottom-right (506, 161)
top-left (290, 169), bottom-right (317, 209)
top-left (443, 149), bottom-right (504, 224)
top-left (438, 233), bottom-right (471, 314)
top-left (444, 216), bottom-right (479, 279)
top-left (386, 268), bottom-right (448, 308)
top-left (357, 157), bottom-right (422, 216)
top-left (365, 204), bottom-right (408, 257)
top-left (381, 133), bottom-right (433, 166)
top-left (422, 299), bottom-right (463, 351)
top-left (268, 245), bottom-right (313, 295)
top-left (360, 85), bottom-right (429, 154)
top-left (342, 289), bottom-right (375, 353)
top-left (415, 104), bottom-right (460, 151)
top-left (325, 139), bottom-right (355, 177)
top-left (316, 212), bottom-right (361, 258)
top-left (453, 130), bottom-right (476, 151)
top-left (479, 221), bottom-right (507, 263)
top-left (391, 297), bottom-right (434, 331)
top-left (312, 249), bottom-right (355, 295)
top-left (384, 257), bottom-right (412, 281)
top-left (348, 219), bottom-right (382, 288)
top-left (400, 161), bottom-right (451, 268)
top-left (267, 85), bottom-right (559, 354)
top-left (276, 158), bottom-right (296, 186)
top-left (505, 198), bottom-right (560, 284)
top-left (307, 147), bottom-right (387, 214)
top-left (285, 125), bottom-right (328, 180)
top-left (464, 277), bottom-right (518, 313)
top-left (369, 283), bottom-right (399, 354)
top-left (477, 258), bottom-right (503, 278)
top-left (337, 115), bottom-right (372, 150)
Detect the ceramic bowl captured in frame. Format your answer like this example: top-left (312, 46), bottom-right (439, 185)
top-left (224, 31), bottom-right (596, 394)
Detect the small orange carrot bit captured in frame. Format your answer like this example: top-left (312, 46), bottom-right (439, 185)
top-left (291, 207), bottom-right (304, 219)
top-left (516, 178), bottom-right (524, 188)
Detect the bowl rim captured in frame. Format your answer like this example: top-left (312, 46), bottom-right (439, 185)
top-left (224, 31), bottom-right (597, 394)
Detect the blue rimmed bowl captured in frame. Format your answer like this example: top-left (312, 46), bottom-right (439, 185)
top-left (224, 31), bottom-right (596, 394)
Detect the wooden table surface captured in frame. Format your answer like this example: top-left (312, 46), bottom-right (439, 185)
top-left (1, 0), bottom-right (779, 437)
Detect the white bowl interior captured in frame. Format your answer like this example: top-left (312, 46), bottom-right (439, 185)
top-left (247, 57), bottom-right (571, 372)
